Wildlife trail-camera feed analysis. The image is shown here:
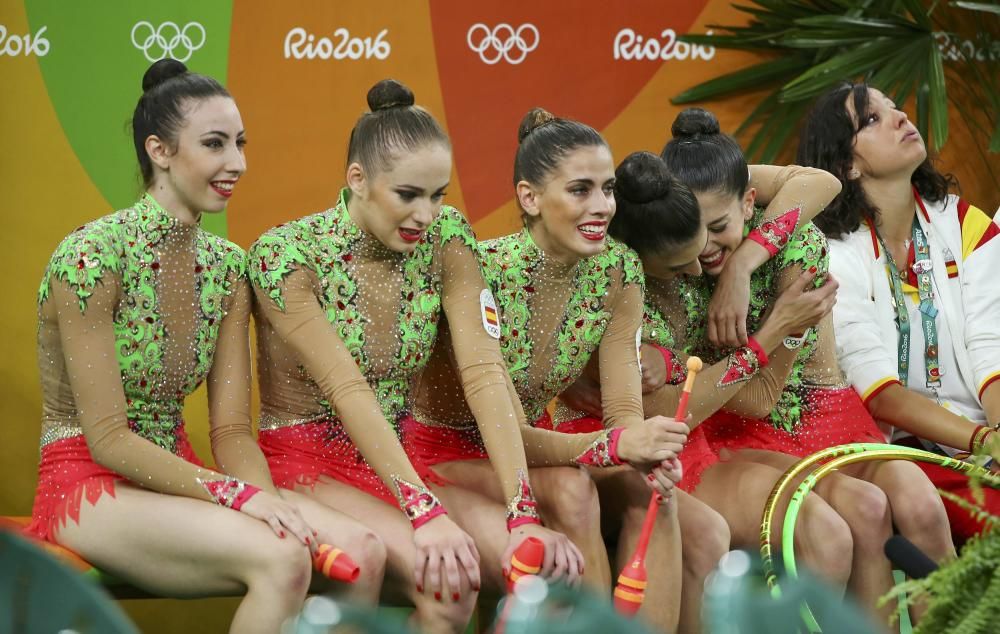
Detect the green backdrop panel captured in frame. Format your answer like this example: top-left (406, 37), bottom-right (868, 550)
top-left (25, 0), bottom-right (234, 237)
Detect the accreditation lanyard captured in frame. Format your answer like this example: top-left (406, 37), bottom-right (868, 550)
top-left (879, 217), bottom-right (942, 389)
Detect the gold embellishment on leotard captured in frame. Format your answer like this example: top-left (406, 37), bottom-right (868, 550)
top-left (392, 475), bottom-right (446, 528)
top-left (39, 423), bottom-right (84, 449)
top-left (408, 404), bottom-right (477, 431)
top-left (257, 413), bottom-right (327, 431)
top-left (506, 469), bottom-right (542, 528)
top-left (553, 401), bottom-right (590, 428)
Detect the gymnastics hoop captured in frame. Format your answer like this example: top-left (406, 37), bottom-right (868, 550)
top-left (759, 443), bottom-right (1000, 633)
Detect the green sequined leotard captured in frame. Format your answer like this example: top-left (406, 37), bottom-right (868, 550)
top-left (410, 228), bottom-right (647, 467)
top-left (250, 188), bottom-right (522, 508)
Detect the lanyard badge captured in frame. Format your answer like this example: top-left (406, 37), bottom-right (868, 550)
top-left (879, 216), bottom-right (942, 389)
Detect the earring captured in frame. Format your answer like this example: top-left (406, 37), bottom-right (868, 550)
top-left (847, 169), bottom-right (860, 180)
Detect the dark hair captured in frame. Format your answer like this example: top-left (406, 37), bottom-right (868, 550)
top-left (346, 79), bottom-right (449, 174)
top-left (660, 108), bottom-right (748, 199)
top-left (132, 59), bottom-right (231, 187)
top-left (513, 107), bottom-right (607, 187)
top-left (609, 152), bottom-right (701, 256)
top-left (796, 82), bottom-right (954, 239)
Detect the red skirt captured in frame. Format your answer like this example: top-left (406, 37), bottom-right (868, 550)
top-left (399, 414), bottom-right (489, 467)
top-left (26, 428), bottom-right (204, 543)
top-left (683, 387), bottom-right (884, 491)
top-left (258, 418), bottom-right (444, 507)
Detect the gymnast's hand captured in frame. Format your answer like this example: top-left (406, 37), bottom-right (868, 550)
top-left (708, 261), bottom-right (753, 348)
top-left (413, 515), bottom-right (481, 600)
top-left (643, 457), bottom-right (683, 503)
top-left (768, 270), bottom-right (838, 336)
top-left (503, 524), bottom-right (585, 588)
top-left (559, 375), bottom-right (603, 417)
top-left (639, 343), bottom-right (667, 393)
top-left (617, 415), bottom-right (689, 467)
top-left (240, 491), bottom-right (319, 553)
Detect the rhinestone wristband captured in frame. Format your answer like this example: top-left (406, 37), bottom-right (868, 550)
top-left (197, 476), bottom-right (262, 511)
top-left (573, 428), bottom-right (624, 467)
top-left (393, 476), bottom-right (447, 530)
top-left (506, 469), bottom-right (543, 531)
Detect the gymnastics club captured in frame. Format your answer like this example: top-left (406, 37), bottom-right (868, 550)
top-left (494, 537), bottom-right (546, 634)
top-left (613, 356), bottom-right (702, 616)
top-left (507, 536), bottom-right (545, 591)
top-left (313, 543), bottom-right (361, 583)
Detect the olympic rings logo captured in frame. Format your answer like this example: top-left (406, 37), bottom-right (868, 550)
top-left (130, 21), bottom-right (206, 63)
top-left (466, 23), bottom-right (539, 65)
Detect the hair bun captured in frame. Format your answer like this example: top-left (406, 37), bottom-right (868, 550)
top-left (615, 152), bottom-right (673, 204)
top-left (517, 107), bottom-right (557, 143)
top-left (367, 79), bottom-right (415, 112)
top-left (671, 107), bottom-right (720, 141)
top-left (142, 59), bottom-right (188, 92)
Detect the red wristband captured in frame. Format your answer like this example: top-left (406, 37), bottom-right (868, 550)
top-left (573, 428), bottom-right (625, 467)
top-left (231, 484), bottom-right (262, 511)
top-left (652, 344), bottom-right (687, 385)
top-left (393, 476), bottom-right (447, 530)
top-left (970, 426), bottom-right (994, 454)
top-left (745, 207), bottom-right (801, 258)
top-left (746, 336), bottom-right (770, 368)
top-left (197, 477), bottom-right (261, 511)
top-left (506, 469), bottom-right (543, 531)
top-left (718, 340), bottom-right (767, 388)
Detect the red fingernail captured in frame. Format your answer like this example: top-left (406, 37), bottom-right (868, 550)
top-left (452, 592), bottom-right (460, 601)
top-left (279, 530), bottom-right (286, 538)
top-left (305, 537), bottom-right (312, 545)
top-left (312, 529), bottom-right (319, 537)
top-left (416, 584), bottom-right (423, 593)
top-left (646, 474), bottom-right (654, 481)
top-left (434, 591), bottom-right (442, 601)
top-left (472, 584), bottom-right (481, 592)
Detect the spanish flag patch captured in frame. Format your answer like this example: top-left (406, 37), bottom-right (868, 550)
top-left (480, 289), bottom-right (501, 339)
top-left (943, 247), bottom-right (958, 279)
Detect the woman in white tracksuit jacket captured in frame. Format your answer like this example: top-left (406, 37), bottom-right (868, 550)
top-left (798, 81), bottom-right (1000, 541)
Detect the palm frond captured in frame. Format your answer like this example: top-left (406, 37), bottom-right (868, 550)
top-left (672, 0), bottom-right (999, 163)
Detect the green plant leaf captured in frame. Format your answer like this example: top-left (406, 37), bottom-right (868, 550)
top-left (916, 84), bottom-right (930, 139)
top-left (794, 15), bottom-right (922, 31)
top-left (927, 40), bottom-right (950, 149)
top-left (670, 0), bottom-right (999, 172)
top-left (672, 56), bottom-right (811, 103)
top-left (734, 92), bottom-right (782, 137)
top-left (870, 40), bottom-right (929, 101)
top-left (780, 38), bottom-right (916, 101)
top-left (895, 0), bottom-right (935, 28)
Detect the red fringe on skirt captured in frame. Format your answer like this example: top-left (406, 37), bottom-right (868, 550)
top-left (26, 428), bottom-right (203, 542)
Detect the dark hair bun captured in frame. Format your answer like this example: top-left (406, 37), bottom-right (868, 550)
top-left (517, 107), bottom-right (557, 143)
top-left (367, 79), bottom-right (415, 111)
top-left (142, 59), bottom-right (188, 92)
top-left (615, 152), bottom-right (674, 204)
top-left (671, 107), bottom-right (720, 141)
